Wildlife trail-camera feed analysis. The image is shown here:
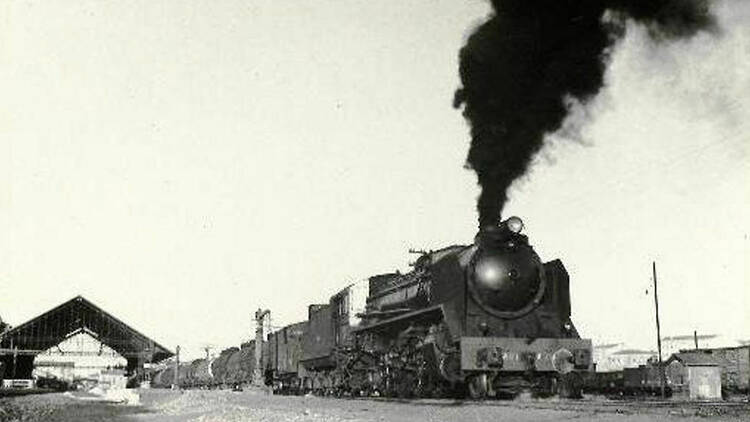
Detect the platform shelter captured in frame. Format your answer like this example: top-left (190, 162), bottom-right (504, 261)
top-left (0, 296), bottom-right (173, 380)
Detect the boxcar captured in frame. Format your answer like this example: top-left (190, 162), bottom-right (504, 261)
top-left (211, 347), bottom-right (238, 387)
top-left (301, 304), bottom-right (334, 371)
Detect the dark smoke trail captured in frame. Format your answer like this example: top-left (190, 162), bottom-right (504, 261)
top-left (455, 0), bottom-right (715, 228)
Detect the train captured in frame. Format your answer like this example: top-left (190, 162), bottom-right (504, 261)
top-left (149, 345), bottom-right (254, 389)
top-left (585, 366), bottom-right (673, 398)
top-left (152, 217), bottom-right (594, 399)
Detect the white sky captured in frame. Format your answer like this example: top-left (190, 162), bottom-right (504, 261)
top-left (1, 0), bottom-right (747, 360)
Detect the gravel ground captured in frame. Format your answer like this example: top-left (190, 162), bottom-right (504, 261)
top-left (0, 392), bottom-right (148, 422)
top-left (1, 389), bottom-right (749, 422)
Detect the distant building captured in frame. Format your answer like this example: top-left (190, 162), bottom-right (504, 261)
top-left (592, 343), bottom-right (622, 370)
top-left (594, 343), bottom-right (656, 372)
top-left (682, 346), bottom-right (750, 392)
top-left (662, 333), bottom-right (722, 356)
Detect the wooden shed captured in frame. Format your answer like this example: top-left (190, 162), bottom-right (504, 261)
top-left (665, 352), bottom-right (722, 400)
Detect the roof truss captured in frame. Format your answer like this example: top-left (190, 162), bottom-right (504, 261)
top-left (0, 296), bottom-right (173, 362)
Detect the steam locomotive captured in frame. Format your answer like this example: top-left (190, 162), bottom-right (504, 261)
top-left (152, 217), bottom-right (593, 398)
top-left (263, 216), bottom-right (592, 398)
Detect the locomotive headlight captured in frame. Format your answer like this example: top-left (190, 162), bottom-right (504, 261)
top-left (474, 255), bottom-right (508, 290)
top-left (505, 216), bottom-right (524, 234)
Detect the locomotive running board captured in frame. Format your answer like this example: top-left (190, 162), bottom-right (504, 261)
top-left (352, 305), bottom-right (444, 334)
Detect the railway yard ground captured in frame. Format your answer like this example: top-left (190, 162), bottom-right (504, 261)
top-left (1, 389), bottom-right (749, 422)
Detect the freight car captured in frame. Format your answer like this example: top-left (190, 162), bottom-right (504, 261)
top-left (186, 358), bottom-right (213, 388)
top-left (150, 366), bottom-right (173, 388)
top-left (150, 340), bottom-right (262, 389)
top-left (264, 217), bottom-right (592, 399)
top-left (585, 367), bottom-right (672, 398)
top-left (623, 365), bottom-right (669, 396)
top-left (211, 347), bottom-right (237, 387)
top-left (266, 321), bottom-right (307, 393)
top-left (585, 370), bottom-right (625, 396)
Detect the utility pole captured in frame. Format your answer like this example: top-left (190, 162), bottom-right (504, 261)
top-left (173, 345), bottom-right (180, 389)
top-left (653, 261), bottom-right (666, 398)
top-left (694, 330), bottom-right (699, 349)
top-left (253, 309), bottom-right (270, 387)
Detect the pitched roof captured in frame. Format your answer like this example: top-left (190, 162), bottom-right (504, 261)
top-left (594, 343), bottom-right (623, 349)
top-left (667, 351), bottom-right (723, 366)
top-left (663, 334), bottom-right (718, 341)
top-left (0, 296), bottom-right (173, 362)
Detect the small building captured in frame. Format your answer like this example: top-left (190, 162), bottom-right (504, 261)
top-left (666, 352), bottom-right (722, 400)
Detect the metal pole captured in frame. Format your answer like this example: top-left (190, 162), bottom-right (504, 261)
top-left (653, 261), bottom-right (666, 398)
top-left (694, 330), bottom-right (698, 349)
top-left (173, 345), bottom-right (180, 389)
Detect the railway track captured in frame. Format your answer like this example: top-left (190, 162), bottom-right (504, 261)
top-left (339, 394), bottom-right (750, 418)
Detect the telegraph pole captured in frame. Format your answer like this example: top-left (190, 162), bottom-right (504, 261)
top-left (253, 309), bottom-right (270, 387)
top-left (173, 345), bottom-right (180, 389)
top-left (694, 330), bottom-right (699, 349)
top-left (652, 262), bottom-right (666, 398)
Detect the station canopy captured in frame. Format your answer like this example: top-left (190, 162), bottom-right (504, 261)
top-left (0, 296), bottom-right (173, 362)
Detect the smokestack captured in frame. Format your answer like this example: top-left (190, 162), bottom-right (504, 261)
top-left (455, 0), bottom-right (715, 227)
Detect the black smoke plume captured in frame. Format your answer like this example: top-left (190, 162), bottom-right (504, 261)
top-left (455, 0), bottom-right (714, 228)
